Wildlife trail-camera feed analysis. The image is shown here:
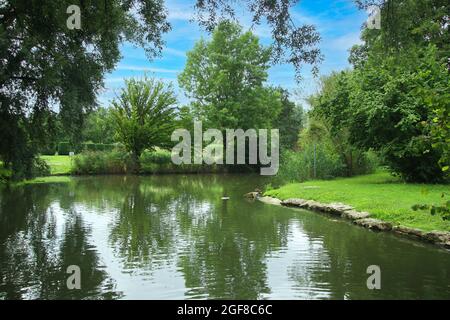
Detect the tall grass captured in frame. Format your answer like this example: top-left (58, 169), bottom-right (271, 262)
top-left (72, 150), bottom-right (130, 174)
top-left (72, 149), bottom-right (228, 175)
top-left (273, 143), bottom-right (379, 186)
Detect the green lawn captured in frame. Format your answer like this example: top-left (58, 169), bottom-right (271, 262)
top-left (40, 155), bottom-right (72, 175)
top-left (265, 171), bottom-right (450, 232)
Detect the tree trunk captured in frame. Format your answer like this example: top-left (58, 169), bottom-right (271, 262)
top-left (131, 151), bottom-right (141, 174)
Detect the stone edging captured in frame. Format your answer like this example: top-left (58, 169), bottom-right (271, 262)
top-left (256, 196), bottom-right (450, 249)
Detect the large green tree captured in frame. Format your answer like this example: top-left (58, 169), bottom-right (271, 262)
top-left (111, 77), bottom-right (177, 171)
top-left (312, 53), bottom-right (448, 183)
top-left (82, 107), bottom-right (116, 144)
top-left (274, 89), bottom-right (304, 150)
top-left (0, 0), bottom-right (170, 178)
top-left (313, 0), bottom-right (450, 182)
top-left (354, 0), bottom-right (449, 58)
top-left (193, 0), bottom-right (322, 79)
top-left (179, 21), bottom-right (282, 131)
top-left (308, 72), bottom-right (377, 177)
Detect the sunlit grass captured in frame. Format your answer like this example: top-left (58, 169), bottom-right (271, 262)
top-left (40, 155), bottom-right (72, 175)
top-left (266, 170), bottom-right (450, 232)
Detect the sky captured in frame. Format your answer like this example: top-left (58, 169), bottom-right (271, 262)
top-left (99, 0), bottom-right (368, 108)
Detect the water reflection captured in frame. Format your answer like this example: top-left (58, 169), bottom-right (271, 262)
top-left (0, 184), bottom-right (121, 299)
top-left (0, 175), bottom-right (449, 299)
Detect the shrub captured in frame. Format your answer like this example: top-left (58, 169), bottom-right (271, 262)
top-left (82, 142), bottom-right (97, 152)
top-left (0, 163), bottom-right (12, 182)
top-left (273, 142), bottom-right (345, 186)
top-left (31, 157), bottom-right (51, 177)
top-left (81, 142), bottom-right (119, 153)
top-left (96, 143), bottom-right (117, 152)
top-left (352, 150), bottom-right (379, 176)
top-left (140, 149), bottom-right (172, 165)
top-left (286, 143), bottom-right (345, 181)
top-left (72, 150), bottom-right (130, 175)
top-left (273, 144), bottom-right (381, 187)
top-left (141, 149), bottom-right (182, 173)
top-left (71, 149), bottom-right (228, 175)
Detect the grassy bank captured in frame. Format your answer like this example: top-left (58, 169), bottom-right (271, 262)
top-left (40, 155), bottom-right (72, 175)
top-left (39, 152), bottom-right (228, 176)
top-left (13, 176), bottom-right (73, 186)
top-left (265, 171), bottom-right (450, 232)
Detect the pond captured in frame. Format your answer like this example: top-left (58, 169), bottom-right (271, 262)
top-left (0, 175), bottom-right (449, 299)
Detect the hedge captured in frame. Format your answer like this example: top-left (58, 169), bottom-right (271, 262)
top-left (58, 142), bottom-right (71, 155)
top-left (40, 143), bottom-right (57, 156)
top-left (57, 142), bottom-right (122, 155)
top-left (82, 143), bottom-right (121, 152)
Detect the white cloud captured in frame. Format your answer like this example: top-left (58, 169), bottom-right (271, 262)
top-left (116, 65), bottom-right (180, 73)
top-left (163, 47), bottom-right (186, 57)
top-left (104, 77), bottom-right (128, 84)
top-left (168, 9), bottom-right (194, 21)
top-left (324, 31), bottom-right (362, 51)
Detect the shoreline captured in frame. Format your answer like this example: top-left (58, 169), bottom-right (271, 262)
top-left (6, 172), bottom-right (262, 187)
top-left (257, 195), bottom-right (450, 250)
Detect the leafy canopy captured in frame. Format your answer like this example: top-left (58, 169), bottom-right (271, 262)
top-left (0, 0), bottom-right (170, 178)
top-left (111, 77), bottom-right (177, 166)
top-left (179, 21), bottom-right (282, 131)
top-left (309, 0), bottom-right (450, 183)
top-left (193, 0), bottom-right (322, 79)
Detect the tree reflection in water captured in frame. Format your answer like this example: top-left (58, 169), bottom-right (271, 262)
top-left (1, 175), bottom-right (450, 300)
top-left (0, 184), bottom-right (122, 299)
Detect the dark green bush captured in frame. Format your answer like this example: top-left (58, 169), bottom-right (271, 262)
top-left (31, 157), bottom-right (51, 177)
top-left (99, 143), bottom-right (118, 152)
top-left (139, 149), bottom-right (227, 174)
top-left (82, 142), bottom-right (97, 152)
top-left (352, 150), bottom-right (379, 176)
top-left (81, 142), bottom-right (121, 153)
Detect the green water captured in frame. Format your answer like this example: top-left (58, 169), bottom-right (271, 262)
top-left (0, 175), bottom-right (449, 300)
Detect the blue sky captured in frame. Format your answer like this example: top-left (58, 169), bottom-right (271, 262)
top-left (99, 0), bottom-right (368, 107)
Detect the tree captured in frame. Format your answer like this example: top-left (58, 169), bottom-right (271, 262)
top-left (274, 89), bottom-right (304, 150)
top-left (0, 0), bottom-right (170, 178)
top-left (193, 0), bottom-right (322, 79)
top-left (82, 107), bottom-right (116, 144)
top-left (414, 47), bottom-right (450, 173)
top-left (308, 72), bottom-right (377, 177)
top-left (111, 77), bottom-right (177, 171)
top-left (320, 0), bottom-right (450, 182)
top-left (179, 21), bottom-right (282, 131)
top-left (354, 0), bottom-right (449, 60)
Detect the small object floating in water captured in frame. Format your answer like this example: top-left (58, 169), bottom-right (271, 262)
top-left (221, 197), bottom-right (230, 200)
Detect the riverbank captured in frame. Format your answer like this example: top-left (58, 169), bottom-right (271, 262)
top-left (265, 171), bottom-right (450, 234)
top-left (39, 153), bottom-right (229, 176)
